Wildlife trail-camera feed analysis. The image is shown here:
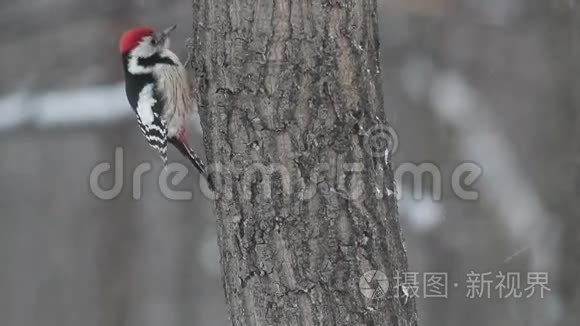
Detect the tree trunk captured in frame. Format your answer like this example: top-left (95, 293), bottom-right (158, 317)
top-left (190, 1), bottom-right (418, 325)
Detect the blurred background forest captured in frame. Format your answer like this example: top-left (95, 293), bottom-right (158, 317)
top-left (0, 0), bottom-right (578, 325)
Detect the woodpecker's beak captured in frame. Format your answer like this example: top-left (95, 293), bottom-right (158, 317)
top-left (157, 24), bottom-right (177, 44)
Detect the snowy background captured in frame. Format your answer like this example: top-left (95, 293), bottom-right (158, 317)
top-left (0, 0), bottom-right (578, 325)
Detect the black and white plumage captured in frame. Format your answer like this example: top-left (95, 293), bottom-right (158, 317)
top-left (124, 68), bottom-right (168, 162)
top-left (119, 25), bottom-right (208, 178)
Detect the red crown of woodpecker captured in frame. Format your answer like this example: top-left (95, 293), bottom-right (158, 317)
top-left (119, 26), bottom-right (154, 53)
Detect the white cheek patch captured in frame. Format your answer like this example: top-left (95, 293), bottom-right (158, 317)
top-left (127, 39), bottom-right (156, 74)
top-left (132, 37), bottom-right (156, 57)
top-left (136, 84), bottom-right (156, 125)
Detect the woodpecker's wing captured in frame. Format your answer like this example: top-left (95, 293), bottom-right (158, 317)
top-left (134, 83), bottom-right (168, 164)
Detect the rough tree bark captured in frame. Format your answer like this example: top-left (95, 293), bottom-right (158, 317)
top-left (189, 0), bottom-right (418, 325)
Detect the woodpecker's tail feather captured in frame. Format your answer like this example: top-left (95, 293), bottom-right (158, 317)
top-left (169, 138), bottom-right (206, 175)
top-left (169, 138), bottom-right (214, 190)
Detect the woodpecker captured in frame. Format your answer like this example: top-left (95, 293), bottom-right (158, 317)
top-left (119, 25), bottom-right (208, 178)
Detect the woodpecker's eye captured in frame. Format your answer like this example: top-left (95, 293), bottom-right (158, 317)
top-left (150, 38), bottom-right (157, 45)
